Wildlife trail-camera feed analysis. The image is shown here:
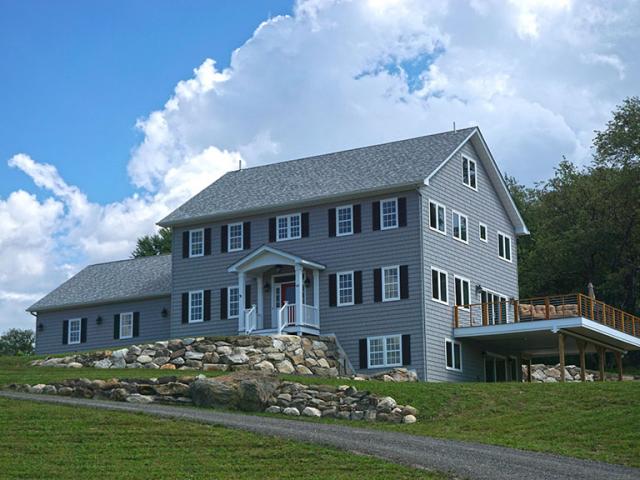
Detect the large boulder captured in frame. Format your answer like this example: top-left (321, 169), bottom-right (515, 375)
top-left (189, 379), bottom-right (239, 409)
top-left (237, 376), bottom-right (279, 411)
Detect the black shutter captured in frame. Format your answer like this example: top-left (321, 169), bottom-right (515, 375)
top-left (372, 201), bottom-right (380, 231)
top-left (328, 209), bottom-right (336, 237)
top-left (204, 228), bottom-right (212, 255)
top-left (354, 271), bottom-right (363, 304)
top-left (243, 222), bottom-right (251, 250)
top-left (181, 293), bottom-right (189, 324)
top-left (182, 231), bottom-right (189, 258)
top-left (204, 290), bottom-right (211, 321)
top-left (301, 212), bottom-right (310, 237)
top-left (398, 197), bottom-right (407, 227)
top-left (62, 320), bottom-right (69, 345)
top-left (269, 218), bottom-right (276, 242)
top-left (80, 318), bottom-right (87, 343)
top-left (402, 334), bottom-right (411, 365)
top-left (113, 314), bottom-right (120, 340)
top-left (359, 339), bottom-right (368, 369)
top-left (373, 268), bottom-right (382, 302)
top-left (220, 225), bottom-right (228, 253)
top-left (400, 265), bottom-right (409, 299)
top-left (353, 204), bottom-right (362, 233)
top-left (329, 274), bottom-right (337, 307)
top-left (133, 312), bottom-right (140, 337)
top-left (220, 288), bottom-right (228, 320)
top-left (245, 285), bottom-right (252, 309)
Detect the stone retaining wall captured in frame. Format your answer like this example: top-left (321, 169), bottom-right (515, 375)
top-left (6, 372), bottom-right (417, 424)
top-left (31, 335), bottom-right (349, 377)
top-left (523, 363), bottom-right (639, 382)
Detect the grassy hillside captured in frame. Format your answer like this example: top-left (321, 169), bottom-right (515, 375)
top-left (3, 355), bottom-right (639, 468)
top-left (0, 398), bottom-right (441, 480)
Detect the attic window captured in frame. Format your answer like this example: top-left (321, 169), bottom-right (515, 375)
top-left (462, 156), bottom-right (477, 190)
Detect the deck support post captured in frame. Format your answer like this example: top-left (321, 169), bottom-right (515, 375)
top-left (527, 357), bottom-right (532, 383)
top-left (615, 351), bottom-right (623, 381)
top-left (597, 346), bottom-right (606, 382)
top-left (577, 340), bottom-right (586, 382)
top-left (558, 332), bottom-right (566, 382)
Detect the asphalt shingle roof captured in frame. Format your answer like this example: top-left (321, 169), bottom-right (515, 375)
top-left (28, 255), bottom-right (171, 312)
top-left (159, 127), bottom-right (477, 226)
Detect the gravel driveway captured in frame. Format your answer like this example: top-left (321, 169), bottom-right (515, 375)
top-left (2, 391), bottom-right (638, 480)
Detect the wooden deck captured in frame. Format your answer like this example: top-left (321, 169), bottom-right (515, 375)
top-left (454, 293), bottom-right (640, 339)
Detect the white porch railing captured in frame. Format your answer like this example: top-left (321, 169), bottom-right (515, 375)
top-left (241, 305), bottom-right (257, 334)
top-left (277, 302), bottom-right (319, 333)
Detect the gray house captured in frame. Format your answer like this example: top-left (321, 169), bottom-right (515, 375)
top-left (30, 127), bottom-right (640, 381)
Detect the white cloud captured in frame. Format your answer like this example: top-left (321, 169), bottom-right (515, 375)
top-left (2, 0), bottom-right (639, 333)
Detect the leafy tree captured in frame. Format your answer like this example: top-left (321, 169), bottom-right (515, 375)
top-left (132, 227), bottom-right (172, 258)
top-left (0, 329), bottom-right (35, 356)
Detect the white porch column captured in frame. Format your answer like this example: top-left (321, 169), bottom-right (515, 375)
top-left (256, 275), bottom-right (264, 329)
top-left (313, 269), bottom-right (320, 308)
top-left (295, 263), bottom-right (303, 325)
top-left (238, 271), bottom-right (246, 334)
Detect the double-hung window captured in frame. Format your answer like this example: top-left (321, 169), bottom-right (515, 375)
top-left (429, 200), bottom-right (446, 234)
top-left (452, 211), bottom-right (468, 243)
top-left (445, 338), bottom-right (462, 371)
top-left (431, 267), bottom-right (448, 304)
top-left (382, 266), bottom-right (400, 302)
top-left (454, 276), bottom-right (470, 310)
top-left (120, 312), bottom-right (133, 339)
top-left (228, 223), bottom-right (243, 252)
top-left (228, 286), bottom-right (240, 318)
top-left (336, 205), bottom-right (353, 236)
top-left (380, 198), bottom-right (398, 230)
top-left (189, 291), bottom-right (204, 323)
top-left (498, 232), bottom-right (512, 262)
top-left (337, 271), bottom-right (354, 306)
top-left (368, 335), bottom-right (402, 368)
top-left (277, 214), bottom-right (301, 241)
top-left (462, 156), bottom-right (477, 190)
top-left (68, 318), bottom-right (81, 345)
top-left (479, 223), bottom-right (488, 242)
top-left (189, 229), bottom-right (204, 257)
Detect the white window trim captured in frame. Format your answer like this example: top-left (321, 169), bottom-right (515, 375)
top-left (431, 266), bottom-right (449, 305)
top-left (380, 197), bottom-right (399, 231)
top-left (452, 210), bottom-right (469, 244)
top-left (119, 312), bottom-right (134, 339)
top-left (189, 228), bottom-right (204, 258)
top-left (228, 285), bottom-right (240, 318)
top-left (188, 290), bottom-right (204, 324)
top-left (428, 199), bottom-right (447, 235)
top-left (382, 265), bottom-right (401, 302)
top-left (276, 213), bottom-right (302, 241)
top-left (497, 231), bottom-right (513, 263)
top-left (462, 155), bottom-right (478, 191)
top-left (68, 318), bottom-right (81, 345)
top-left (336, 271), bottom-right (355, 307)
top-left (367, 334), bottom-right (403, 369)
top-left (454, 275), bottom-right (471, 311)
top-left (445, 338), bottom-right (463, 371)
top-left (482, 288), bottom-right (511, 324)
top-left (336, 205), bottom-right (354, 237)
top-left (227, 222), bottom-right (244, 252)
top-left (479, 222), bottom-right (488, 243)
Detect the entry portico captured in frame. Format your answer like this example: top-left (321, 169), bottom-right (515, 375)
top-left (228, 245), bottom-right (325, 335)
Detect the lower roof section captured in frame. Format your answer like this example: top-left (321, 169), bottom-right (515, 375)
top-left (454, 317), bottom-right (640, 357)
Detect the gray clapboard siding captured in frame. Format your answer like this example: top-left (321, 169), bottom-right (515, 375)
top-left (421, 141), bottom-right (519, 382)
top-left (170, 190), bottom-right (425, 377)
top-left (34, 297), bottom-right (171, 355)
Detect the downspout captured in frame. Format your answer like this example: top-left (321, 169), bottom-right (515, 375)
top-left (417, 188), bottom-right (428, 381)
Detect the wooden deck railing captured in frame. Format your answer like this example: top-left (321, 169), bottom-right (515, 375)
top-left (454, 293), bottom-right (640, 338)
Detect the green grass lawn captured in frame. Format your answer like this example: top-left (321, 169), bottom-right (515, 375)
top-left (3, 355), bottom-right (640, 469)
top-left (0, 398), bottom-right (442, 480)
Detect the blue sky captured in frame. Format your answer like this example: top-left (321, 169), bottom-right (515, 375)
top-left (0, 0), bottom-right (292, 203)
top-left (1, 0), bottom-right (638, 332)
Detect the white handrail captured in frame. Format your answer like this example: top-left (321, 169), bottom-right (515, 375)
top-left (277, 302), bottom-right (290, 334)
top-left (244, 305), bottom-right (257, 334)
top-left (301, 304), bottom-right (319, 327)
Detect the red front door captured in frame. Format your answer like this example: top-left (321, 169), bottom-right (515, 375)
top-left (280, 283), bottom-right (296, 306)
